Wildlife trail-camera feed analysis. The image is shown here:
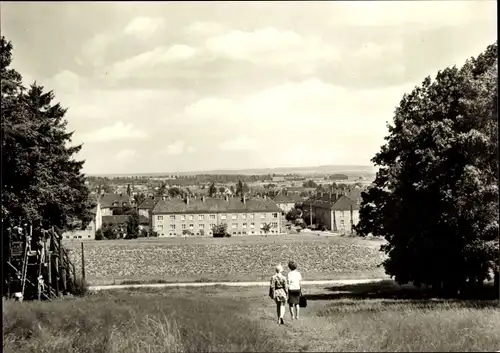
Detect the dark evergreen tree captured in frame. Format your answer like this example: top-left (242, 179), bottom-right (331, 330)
top-left (1, 36), bottom-right (92, 233)
top-left (126, 212), bottom-right (140, 239)
top-left (208, 182), bottom-right (217, 197)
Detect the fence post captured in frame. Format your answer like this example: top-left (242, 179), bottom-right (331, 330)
top-left (81, 242), bottom-right (86, 283)
top-left (58, 231), bottom-right (66, 293)
top-left (52, 227), bottom-right (59, 297)
top-left (350, 204), bottom-right (354, 235)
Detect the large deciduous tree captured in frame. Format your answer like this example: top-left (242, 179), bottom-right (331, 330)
top-left (355, 43), bottom-right (498, 295)
top-left (1, 36), bottom-right (92, 233)
top-left (133, 193), bottom-right (146, 209)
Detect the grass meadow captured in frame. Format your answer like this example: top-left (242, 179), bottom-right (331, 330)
top-left (3, 280), bottom-right (499, 352)
top-left (64, 234), bottom-right (387, 285)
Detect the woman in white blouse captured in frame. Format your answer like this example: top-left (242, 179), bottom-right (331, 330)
top-left (287, 260), bottom-right (302, 320)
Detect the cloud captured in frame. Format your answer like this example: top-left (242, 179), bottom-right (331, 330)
top-left (277, 145), bottom-right (338, 168)
top-left (185, 21), bottom-right (226, 36)
top-left (79, 122), bottom-right (148, 143)
top-left (104, 26), bottom-right (340, 83)
top-left (352, 41), bottom-right (403, 60)
top-left (123, 16), bottom-right (164, 39)
top-left (81, 33), bottom-right (115, 67)
top-left (206, 27), bottom-right (302, 58)
top-left (5, 1), bottom-right (495, 174)
top-left (115, 148), bottom-right (137, 161)
top-left (218, 136), bottom-right (259, 151)
top-left (167, 78), bottom-right (417, 166)
top-left (161, 140), bottom-right (196, 155)
top-left (331, 1), bottom-right (493, 28)
top-left (179, 78), bottom-right (413, 131)
top-left (205, 27), bottom-right (339, 66)
top-left (50, 70), bottom-right (82, 93)
top-left (106, 44), bottom-right (198, 80)
top-left (179, 97), bottom-right (236, 124)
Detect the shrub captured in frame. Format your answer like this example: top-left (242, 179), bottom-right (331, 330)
top-left (102, 223), bottom-right (118, 240)
top-left (95, 229), bottom-right (104, 241)
top-left (285, 208), bottom-right (301, 222)
top-left (212, 224), bottom-right (228, 238)
top-left (138, 228), bottom-right (149, 238)
top-left (294, 218), bottom-right (306, 228)
top-left (262, 223), bottom-right (272, 236)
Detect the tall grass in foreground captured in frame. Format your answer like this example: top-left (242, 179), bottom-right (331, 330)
top-left (312, 300), bottom-right (500, 352)
top-left (3, 283), bottom-right (499, 352)
top-left (3, 291), bottom-right (285, 353)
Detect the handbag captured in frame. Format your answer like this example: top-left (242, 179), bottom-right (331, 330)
top-left (299, 289), bottom-right (307, 308)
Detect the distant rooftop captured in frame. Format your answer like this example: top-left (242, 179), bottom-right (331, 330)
top-left (273, 194), bottom-right (302, 203)
top-left (302, 194), bottom-right (360, 211)
top-left (138, 197), bottom-right (160, 210)
top-left (99, 193), bottom-right (131, 208)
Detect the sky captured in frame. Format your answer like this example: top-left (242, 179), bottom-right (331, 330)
top-left (1, 1), bottom-right (497, 175)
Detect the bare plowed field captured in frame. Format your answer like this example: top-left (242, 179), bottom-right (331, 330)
top-left (65, 235), bottom-right (387, 285)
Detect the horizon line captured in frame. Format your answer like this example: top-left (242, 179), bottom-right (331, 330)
top-left (85, 163), bottom-right (378, 177)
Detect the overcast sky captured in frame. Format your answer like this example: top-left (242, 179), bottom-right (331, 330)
top-left (1, 1), bottom-right (496, 174)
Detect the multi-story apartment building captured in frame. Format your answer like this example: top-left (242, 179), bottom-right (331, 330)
top-left (301, 193), bottom-right (360, 234)
top-left (152, 195), bottom-right (282, 237)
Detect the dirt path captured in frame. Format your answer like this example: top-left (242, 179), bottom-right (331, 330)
top-left (251, 292), bottom-right (339, 352)
top-left (88, 278), bottom-right (387, 291)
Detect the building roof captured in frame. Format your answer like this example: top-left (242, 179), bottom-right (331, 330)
top-left (285, 187), bottom-right (316, 193)
top-left (99, 193), bottom-right (131, 208)
top-left (346, 188), bottom-right (363, 203)
top-left (333, 195), bottom-right (360, 211)
top-left (138, 197), bottom-right (159, 210)
top-left (302, 194), bottom-right (359, 211)
top-left (273, 194), bottom-right (302, 204)
top-left (102, 215), bottom-right (149, 225)
top-left (152, 196), bottom-right (282, 214)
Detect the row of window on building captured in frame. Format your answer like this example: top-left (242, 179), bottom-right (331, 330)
top-left (163, 229), bottom-right (280, 237)
top-left (156, 213), bottom-right (279, 222)
top-left (157, 221), bottom-right (279, 231)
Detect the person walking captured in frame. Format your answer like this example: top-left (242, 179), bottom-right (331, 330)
top-left (287, 260), bottom-right (302, 320)
top-left (269, 264), bottom-right (288, 324)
